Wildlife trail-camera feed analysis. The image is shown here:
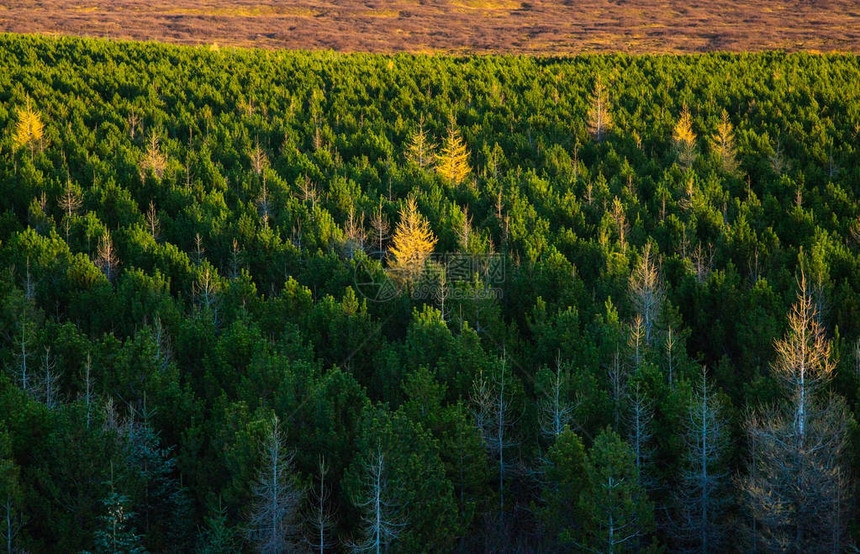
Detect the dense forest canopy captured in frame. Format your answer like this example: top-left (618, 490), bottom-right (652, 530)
top-left (0, 35), bottom-right (859, 552)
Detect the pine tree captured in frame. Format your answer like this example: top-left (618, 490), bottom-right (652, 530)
top-left (587, 77), bottom-right (612, 143)
top-left (346, 406), bottom-right (457, 552)
top-left (96, 232), bottom-right (120, 283)
top-left (12, 97), bottom-right (44, 159)
top-left (711, 110), bottom-right (739, 175)
top-left (122, 412), bottom-right (192, 551)
top-left (673, 105), bottom-right (697, 168)
top-left (350, 445), bottom-right (403, 553)
top-left (193, 263), bottom-right (221, 323)
top-left (742, 275), bottom-right (850, 552)
top-left (39, 346), bottom-right (61, 409)
top-left (145, 201), bottom-right (160, 241)
top-left (673, 366), bottom-right (729, 552)
top-left (9, 268), bottom-right (40, 398)
top-left (247, 416), bottom-right (303, 554)
top-left (1, 428), bottom-right (22, 554)
top-left (306, 455), bottom-right (335, 554)
top-left (629, 243), bottom-right (664, 346)
top-left (404, 122), bottom-right (436, 168)
top-left (627, 316), bottom-right (646, 372)
top-left (58, 179), bottom-right (83, 241)
top-left (250, 140), bottom-right (268, 176)
top-left (578, 429), bottom-right (654, 553)
top-left (537, 356), bottom-right (577, 440)
top-left (369, 200), bottom-right (391, 260)
top-left (610, 197), bottom-right (629, 251)
top-left (607, 348), bottom-right (627, 430)
top-left (257, 180), bottom-right (271, 229)
top-left (93, 465), bottom-right (146, 554)
top-left (436, 124), bottom-right (471, 185)
top-left (344, 205), bottom-right (367, 259)
top-left (388, 197), bottom-right (437, 289)
top-left (539, 427), bottom-right (588, 546)
top-left (625, 381), bottom-right (654, 488)
top-left (197, 501), bottom-right (238, 554)
top-left (471, 354), bottom-right (520, 526)
top-left (399, 367), bottom-right (489, 542)
top-left (139, 131), bottom-right (167, 180)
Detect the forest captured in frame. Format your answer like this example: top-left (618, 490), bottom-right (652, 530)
top-left (0, 34), bottom-right (859, 552)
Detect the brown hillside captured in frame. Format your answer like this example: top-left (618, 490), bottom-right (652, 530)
top-left (0, 0), bottom-right (858, 53)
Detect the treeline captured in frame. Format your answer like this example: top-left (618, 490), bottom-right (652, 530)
top-left (0, 34), bottom-right (859, 552)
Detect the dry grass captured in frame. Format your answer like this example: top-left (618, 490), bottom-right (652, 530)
top-left (451, 0), bottom-right (521, 11)
top-left (0, 0), bottom-right (858, 54)
top-left (159, 7), bottom-right (319, 18)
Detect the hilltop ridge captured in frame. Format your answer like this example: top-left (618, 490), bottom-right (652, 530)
top-left (0, 0), bottom-right (858, 54)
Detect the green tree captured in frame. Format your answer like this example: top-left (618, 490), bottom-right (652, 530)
top-left (121, 414), bottom-right (192, 552)
top-left (344, 407), bottom-right (459, 552)
top-left (92, 468), bottom-right (146, 554)
top-left (400, 367), bottom-right (489, 536)
top-left (197, 502), bottom-right (238, 554)
top-left (0, 426), bottom-right (22, 554)
top-left (539, 427), bottom-right (588, 546)
top-left (578, 429), bottom-right (654, 553)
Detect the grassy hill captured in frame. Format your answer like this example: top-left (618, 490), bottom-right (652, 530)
top-left (0, 0), bottom-right (858, 54)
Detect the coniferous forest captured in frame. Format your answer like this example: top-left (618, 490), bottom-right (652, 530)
top-left (1, 34), bottom-right (860, 552)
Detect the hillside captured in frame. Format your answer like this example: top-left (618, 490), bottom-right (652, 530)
top-left (0, 0), bottom-right (859, 53)
top-left (0, 35), bottom-right (859, 551)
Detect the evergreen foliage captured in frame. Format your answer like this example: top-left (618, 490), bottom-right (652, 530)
top-left (0, 35), bottom-right (857, 551)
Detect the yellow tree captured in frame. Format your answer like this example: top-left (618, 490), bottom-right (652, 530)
top-left (12, 97), bottom-right (44, 159)
top-left (388, 198), bottom-right (437, 289)
top-left (711, 110), bottom-right (739, 175)
top-left (139, 131), bottom-right (167, 181)
top-left (405, 122), bottom-right (436, 169)
top-left (435, 124), bottom-right (471, 185)
top-left (673, 105), bottom-right (697, 168)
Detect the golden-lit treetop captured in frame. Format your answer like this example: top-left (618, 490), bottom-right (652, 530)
top-left (673, 105), bottom-right (697, 147)
top-left (436, 124), bottom-right (471, 185)
top-left (405, 123), bottom-right (437, 169)
top-left (140, 131), bottom-right (168, 180)
top-left (711, 110), bottom-right (739, 175)
top-left (673, 105), bottom-right (697, 167)
top-left (388, 197), bottom-right (437, 286)
top-left (12, 97), bottom-right (44, 156)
